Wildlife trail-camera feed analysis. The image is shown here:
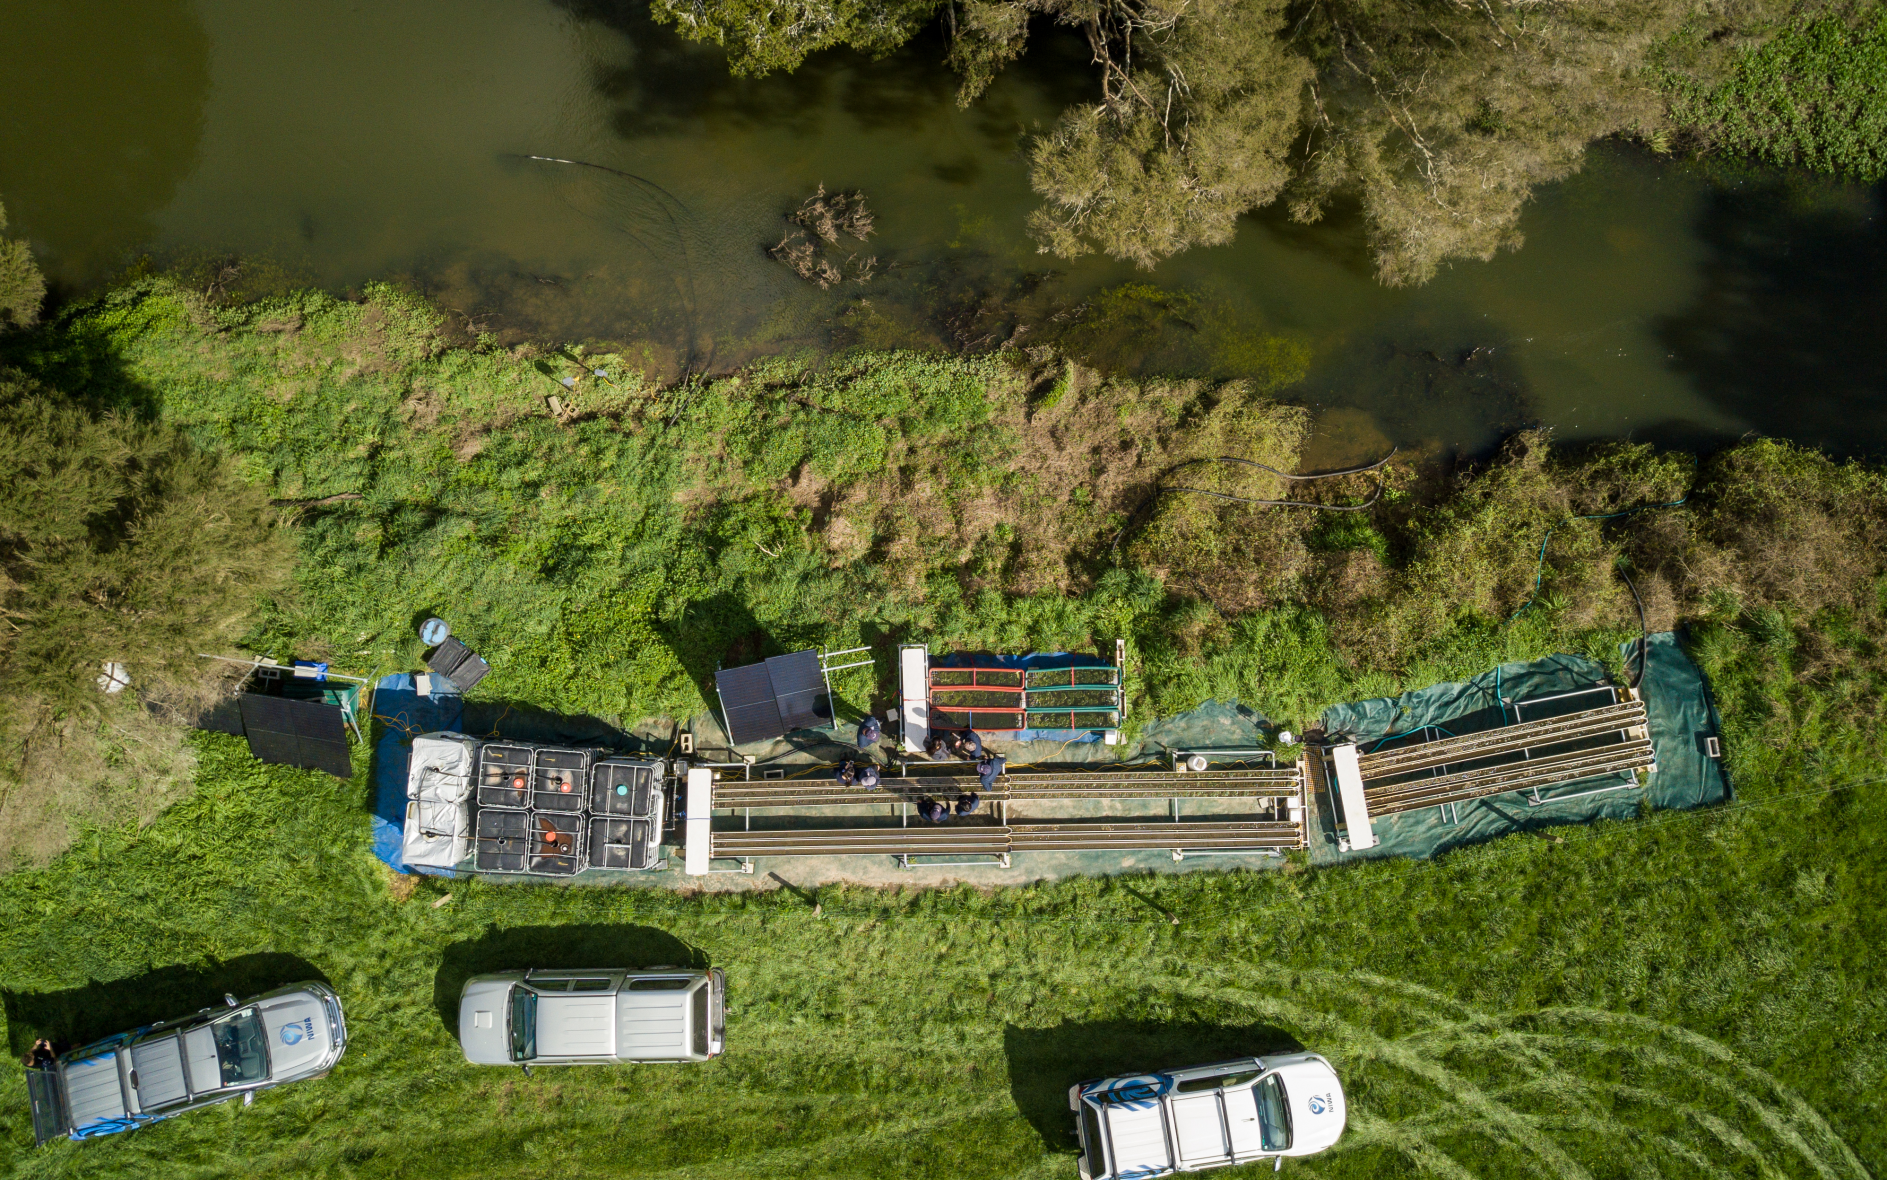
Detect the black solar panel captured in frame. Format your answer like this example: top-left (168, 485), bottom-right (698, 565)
top-left (237, 694), bottom-right (353, 778)
top-left (425, 637), bottom-right (491, 691)
top-left (766, 651), bottom-right (828, 732)
top-left (716, 662), bottom-right (781, 745)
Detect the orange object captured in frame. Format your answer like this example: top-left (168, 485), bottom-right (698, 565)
top-left (511, 774), bottom-right (526, 791)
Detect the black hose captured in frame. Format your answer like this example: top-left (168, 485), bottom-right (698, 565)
top-left (1162, 449), bottom-right (1398, 483)
top-left (1617, 566), bottom-right (1650, 690)
top-left (1156, 482), bottom-right (1387, 512)
top-left (1109, 448), bottom-right (1397, 556)
top-left (512, 154), bottom-right (706, 374)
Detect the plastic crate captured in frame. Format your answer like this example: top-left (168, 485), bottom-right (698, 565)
top-left (591, 760), bottom-right (661, 818)
top-left (528, 812), bottom-right (583, 876)
top-left (475, 809), bottom-right (532, 873)
top-left (531, 747), bottom-right (595, 813)
top-left (476, 744), bottom-right (533, 810)
top-left (587, 816), bottom-right (655, 870)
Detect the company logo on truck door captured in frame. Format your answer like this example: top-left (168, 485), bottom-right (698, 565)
top-left (279, 1018), bottom-right (315, 1045)
top-left (1308, 1094), bottom-right (1329, 1115)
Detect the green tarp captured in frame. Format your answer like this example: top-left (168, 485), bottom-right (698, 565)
top-left (1307, 632), bottom-right (1728, 864)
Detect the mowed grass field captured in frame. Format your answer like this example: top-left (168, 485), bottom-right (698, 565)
top-left (0, 694), bottom-right (1880, 1180)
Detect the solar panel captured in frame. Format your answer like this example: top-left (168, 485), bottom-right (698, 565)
top-left (766, 651), bottom-right (828, 732)
top-left (237, 694), bottom-right (354, 778)
top-left (425, 637), bottom-right (491, 691)
top-left (716, 662), bottom-right (782, 746)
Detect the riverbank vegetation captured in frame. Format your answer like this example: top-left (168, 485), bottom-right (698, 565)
top-left (0, 201), bottom-right (45, 331)
top-left (652, 0), bottom-right (1887, 283)
top-left (1, 276), bottom-right (1884, 860)
top-left (0, 277), bottom-right (1881, 1174)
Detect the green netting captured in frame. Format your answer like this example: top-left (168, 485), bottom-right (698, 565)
top-left (1026, 667), bottom-right (1119, 689)
top-left (1133, 700), bottom-right (1273, 756)
top-left (1630, 630), bottom-right (1732, 809)
top-left (1308, 634), bottom-right (1727, 864)
top-left (933, 688), bottom-right (1027, 708)
top-left (1026, 688), bottom-right (1120, 709)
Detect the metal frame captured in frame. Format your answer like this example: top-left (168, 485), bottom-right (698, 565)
top-left (713, 647), bottom-right (876, 748)
top-left (199, 653), bottom-right (372, 744)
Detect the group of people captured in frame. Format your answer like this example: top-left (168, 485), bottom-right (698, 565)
top-left (836, 714), bottom-right (1005, 820)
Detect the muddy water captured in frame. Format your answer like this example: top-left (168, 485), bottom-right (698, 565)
top-left (4, 0), bottom-right (1885, 457)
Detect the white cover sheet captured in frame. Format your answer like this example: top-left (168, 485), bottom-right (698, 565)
top-left (402, 732), bottom-right (477, 868)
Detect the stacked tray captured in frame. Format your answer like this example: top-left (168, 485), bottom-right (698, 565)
top-left (471, 745), bottom-right (661, 875)
top-left (587, 760), bottom-right (664, 870)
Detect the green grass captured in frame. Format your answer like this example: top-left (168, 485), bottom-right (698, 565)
top-left (0, 618), bottom-right (1881, 1179)
top-left (0, 276), bottom-right (1884, 1177)
top-left (1663, 9), bottom-right (1887, 181)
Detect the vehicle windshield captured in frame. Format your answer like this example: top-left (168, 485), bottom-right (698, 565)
top-left (1254, 1075), bottom-right (1293, 1152)
top-left (692, 985), bottom-right (709, 1057)
top-left (214, 1009), bottom-right (269, 1085)
top-left (510, 987), bottom-right (537, 1062)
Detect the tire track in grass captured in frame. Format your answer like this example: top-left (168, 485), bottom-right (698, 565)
top-left (1534, 1008), bottom-right (1870, 1180)
top-left (1140, 961), bottom-right (1862, 1180)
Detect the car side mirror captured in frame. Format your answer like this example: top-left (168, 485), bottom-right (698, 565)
top-left (243, 1092), bottom-right (254, 1107)
top-left (1274, 1157), bottom-right (1283, 1172)
top-left (224, 994), bottom-right (239, 1008)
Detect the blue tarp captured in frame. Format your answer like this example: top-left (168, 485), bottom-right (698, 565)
top-left (369, 673), bottom-right (464, 876)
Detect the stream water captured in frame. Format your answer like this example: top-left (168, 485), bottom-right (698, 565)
top-left (4, 0), bottom-right (1886, 459)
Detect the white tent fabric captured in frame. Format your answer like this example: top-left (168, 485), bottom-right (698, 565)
top-left (402, 732), bottom-right (478, 868)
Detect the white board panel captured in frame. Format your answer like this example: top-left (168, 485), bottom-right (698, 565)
top-left (898, 645), bottom-right (929, 753)
top-left (1330, 744), bottom-right (1377, 850)
top-left (684, 768), bottom-right (712, 875)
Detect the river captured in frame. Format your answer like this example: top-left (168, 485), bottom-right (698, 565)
top-left (4, 0), bottom-right (1885, 459)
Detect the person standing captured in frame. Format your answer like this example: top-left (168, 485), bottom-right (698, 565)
top-left (976, 753), bottom-right (1005, 793)
top-left (855, 714), bottom-right (883, 747)
top-left (835, 760), bottom-right (858, 787)
top-left (950, 729), bottom-right (984, 760)
top-left (856, 762), bottom-right (882, 790)
top-left (916, 796), bottom-right (949, 823)
top-left (954, 792), bottom-right (980, 817)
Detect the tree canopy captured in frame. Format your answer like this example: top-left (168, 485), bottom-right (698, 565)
top-left (651, 0), bottom-right (1882, 283)
top-left (0, 200), bottom-right (45, 331)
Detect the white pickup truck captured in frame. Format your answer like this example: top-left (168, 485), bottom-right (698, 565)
top-left (1070, 1053), bottom-right (1346, 1179)
top-left (457, 968), bottom-right (725, 1066)
top-left (25, 982), bottom-right (346, 1144)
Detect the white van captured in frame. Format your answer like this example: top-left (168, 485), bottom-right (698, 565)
top-left (1069, 1053), bottom-right (1346, 1178)
top-left (457, 969), bottom-right (724, 1066)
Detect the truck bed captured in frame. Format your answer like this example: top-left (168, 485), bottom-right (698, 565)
top-left (62, 1050), bottom-right (132, 1134)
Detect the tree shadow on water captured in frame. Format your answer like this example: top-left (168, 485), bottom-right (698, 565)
top-left (1658, 179), bottom-right (1887, 458)
top-left (2, 953), bottom-right (329, 1058)
top-left (431, 924), bottom-right (705, 1036)
top-left (1003, 1019), bottom-right (1302, 1149)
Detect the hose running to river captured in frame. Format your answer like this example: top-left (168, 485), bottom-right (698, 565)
top-left (1110, 448), bottom-right (1399, 557)
top-left (511, 154), bottom-right (707, 375)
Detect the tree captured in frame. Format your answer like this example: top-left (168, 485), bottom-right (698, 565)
top-left (649, 0), bottom-right (942, 74)
top-left (1026, 0), bottom-right (1310, 267)
top-left (0, 200), bottom-right (45, 331)
top-left (646, 0), bottom-right (1862, 284)
top-left (0, 371), bottom-right (292, 718)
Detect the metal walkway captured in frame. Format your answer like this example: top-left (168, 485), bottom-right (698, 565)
top-left (1322, 697), bottom-right (1656, 850)
top-left (710, 820), bottom-right (1307, 860)
top-left (702, 766), bottom-right (1308, 863)
top-left (711, 767), bottom-right (1304, 809)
